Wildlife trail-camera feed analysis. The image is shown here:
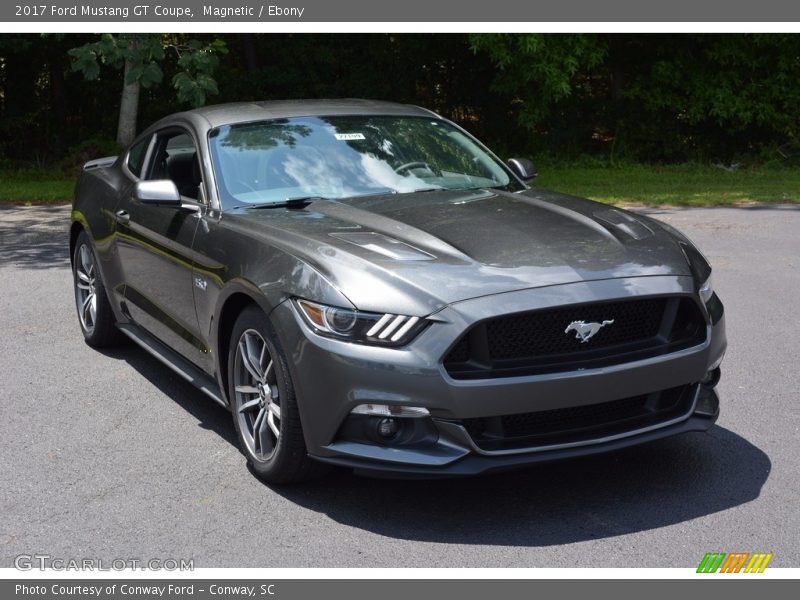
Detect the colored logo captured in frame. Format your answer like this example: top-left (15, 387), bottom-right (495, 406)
top-left (697, 552), bottom-right (773, 573)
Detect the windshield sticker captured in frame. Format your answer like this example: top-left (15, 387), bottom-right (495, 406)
top-left (334, 133), bottom-right (366, 141)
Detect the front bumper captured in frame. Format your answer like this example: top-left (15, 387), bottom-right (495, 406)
top-left (316, 395), bottom-right (719, 477)
top-left (269, 275), bottom-right (726, 477)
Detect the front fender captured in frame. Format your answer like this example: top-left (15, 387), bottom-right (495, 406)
top-left (192, 220), bottom-right (356, 394)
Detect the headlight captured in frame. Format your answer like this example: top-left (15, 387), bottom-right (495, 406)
top-left (295, 299), bottom-right (427, 346)
top-left (699, 274), bottom-right (714, 304)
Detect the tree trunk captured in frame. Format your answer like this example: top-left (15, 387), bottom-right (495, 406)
top-left (116, 59), bottom-right (140, 147)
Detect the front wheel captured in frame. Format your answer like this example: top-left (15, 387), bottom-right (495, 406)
top-left (72, 231), bottom-right (123, 347)
top-left (227, 305), bottom-right (323, 483)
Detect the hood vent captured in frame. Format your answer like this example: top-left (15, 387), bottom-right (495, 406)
top-left (593, 209), bottom-right (653, 241)
top-left (329, 232), bottom-right (435, 261)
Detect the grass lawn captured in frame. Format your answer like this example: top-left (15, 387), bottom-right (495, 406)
top-left (0, 170), bottom-right (74, 204)
top-left (1, 164), bottom-right (798, 206)
top-left (536, 163), bottom-right (800, 206)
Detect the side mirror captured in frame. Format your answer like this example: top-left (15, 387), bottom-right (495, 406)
top-left (134, 180), bottom-right (181, 206)
top-left (507, 158), bottom-right (538, 182)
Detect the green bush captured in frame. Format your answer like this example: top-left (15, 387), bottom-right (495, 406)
top-left (58, 137), bottom-right (121, 176)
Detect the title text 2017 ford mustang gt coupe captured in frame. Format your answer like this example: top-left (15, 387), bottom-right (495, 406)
top-left (71, 99), bottom-right (726, 482)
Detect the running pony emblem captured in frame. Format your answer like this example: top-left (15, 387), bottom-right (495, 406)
top-left (564, 320), bottom-right (615, 343)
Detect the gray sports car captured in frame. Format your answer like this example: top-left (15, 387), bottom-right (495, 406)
top-left (71, 99), bottom-right (726, 482)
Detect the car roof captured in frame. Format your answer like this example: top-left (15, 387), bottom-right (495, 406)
top-left (167, 99), bottom-right (440, 130)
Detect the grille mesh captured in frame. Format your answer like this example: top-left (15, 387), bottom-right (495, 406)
top-left (486, 298), bottom-right (665, 360)
top-left (444, 296), bottom-right (706, 379)
top-left (501, 394), bottom-right (649, 437)
top-left (461, 385), bottom-right (693, 450)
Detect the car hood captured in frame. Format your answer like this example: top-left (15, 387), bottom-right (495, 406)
top-left (229, 188), bottom-right (693, 315)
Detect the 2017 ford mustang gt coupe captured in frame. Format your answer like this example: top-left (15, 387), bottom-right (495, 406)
top-left (71, 99), bottom-right (726, 482)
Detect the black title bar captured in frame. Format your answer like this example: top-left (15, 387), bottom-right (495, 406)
top-left (4, 0), bottom-right (800, 22)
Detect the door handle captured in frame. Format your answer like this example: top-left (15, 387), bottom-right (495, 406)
top-left (115, 210), bottom-right (130, 224)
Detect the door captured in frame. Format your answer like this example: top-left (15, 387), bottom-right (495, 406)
top-left (114, 127), bottom-right (208, 366)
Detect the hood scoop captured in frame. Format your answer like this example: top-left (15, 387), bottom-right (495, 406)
top-left (329, 232), bottom-right (435, 261)
top-left (593, 208), bottom-right (654, 241)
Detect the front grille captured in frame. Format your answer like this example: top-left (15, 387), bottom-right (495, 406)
top-left (461, 384), bottom-right (696, 451)
top-left (444, 296), bottom-right (706, 379)
top-left (488, 298), bottom-right (665, 359)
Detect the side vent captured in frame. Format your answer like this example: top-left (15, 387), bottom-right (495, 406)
top-left (83, 156), bottom-right (118, 171)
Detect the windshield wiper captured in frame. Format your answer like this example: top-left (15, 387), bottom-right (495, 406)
top-left (406, 186), bottom-right (493, 194)
top-left (237, 196), bottom-right (326, 210)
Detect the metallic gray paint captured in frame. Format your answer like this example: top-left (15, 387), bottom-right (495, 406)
top-left (71, 99), bottom-right (726, 476)
top-left (270, 276), bottom-right (725, 454)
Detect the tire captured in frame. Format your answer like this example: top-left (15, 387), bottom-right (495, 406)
top-left (72, 231), bottom-right (123, 348)
top-left (227, 305), bottom-right (323, 483)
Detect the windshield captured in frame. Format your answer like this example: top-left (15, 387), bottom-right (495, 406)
top-left (208, 115), bottom-right (521, 207)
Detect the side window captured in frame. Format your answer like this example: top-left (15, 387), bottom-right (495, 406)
top-left (126, 137), bottom-right (149, 178)
top-left (144, 131), bottom-right (203, 201)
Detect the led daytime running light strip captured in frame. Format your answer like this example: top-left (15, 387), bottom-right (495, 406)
top-left (366, 314), bottom-right (420, 341)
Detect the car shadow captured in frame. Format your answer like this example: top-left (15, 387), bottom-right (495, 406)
top-left (95, 343), bottom-right (239, 448)
top-left (0, 205), bottom-right (71, 269)
top-left (270, 426), bottom-right (769, 547)
top-left (100, 340), bottom-right (770, 548)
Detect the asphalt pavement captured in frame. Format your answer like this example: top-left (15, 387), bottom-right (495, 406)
top-left (0, 203), bottom-right (798, 568)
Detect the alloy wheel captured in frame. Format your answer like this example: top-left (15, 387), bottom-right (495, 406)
top-left (74, 244), bottom-right (98, 334)
top-left (233, 329), bottom-right (282, 460)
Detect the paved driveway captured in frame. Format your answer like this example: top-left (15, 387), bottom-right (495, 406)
top-left (0, 203), bottom-right (797, 567)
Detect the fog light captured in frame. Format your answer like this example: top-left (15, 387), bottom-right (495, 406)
top-left (351, 404), bottom-right (430, 418)
top-left (377, 417), bottom-right (400, 439)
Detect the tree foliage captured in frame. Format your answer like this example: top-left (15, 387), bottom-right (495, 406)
top-left (65, 34), bottom-right (226, 145)
top-left (470, 33), bottom-right (800, 161)
top-left (68, 34), bottom-right (227, 107)
top-left (1, 33), bottom-right (798, 166)
top-left (469, 34), bottom-right (607, 126)
top-left (619, 35), bottom-right (800, 158)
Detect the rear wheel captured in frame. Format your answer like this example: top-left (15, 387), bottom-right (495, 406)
top-left (228, 305), bottom-right (322, 483)
top-left (72, 231), bottom-right (122, 347)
